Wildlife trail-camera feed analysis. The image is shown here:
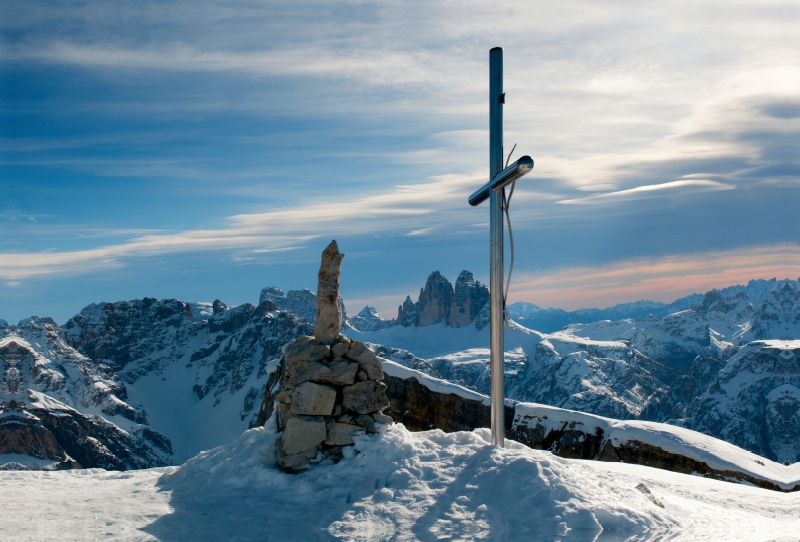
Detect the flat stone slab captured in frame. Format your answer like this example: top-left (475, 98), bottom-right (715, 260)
top-left (342, 380), bottom-right (390, 414)
top-left (331, 337), bottom-right (351, 358)
top-left (283, 335), bottom-right (330, 364)
top-left (314, 359), bottom-right (358, 387)
top-left (285, 359), bottom-right (331, 388)
top-left (324, 423), bottom-right (361, 446)
top-left (346, 341), bottom-right (384, 381)
top-left (276, 443), bottom-right (318, 472)
top-left (282, 415), bottom-right (326, 455)
top-left (291, 382), bottom-right (336, 416)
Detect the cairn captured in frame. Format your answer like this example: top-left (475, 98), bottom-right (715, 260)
top-left (275, 240), bottom-right (392, 472)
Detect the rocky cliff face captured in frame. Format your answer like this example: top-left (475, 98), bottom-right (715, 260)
top-left (675, 340), bottom-right (800, 464)
top-left (416, 271), bottom-right (454, 326)
top-left (1, 297), bottom-right (313, 469)
top-left (392, 270), bottom-right (489, 329)
top-left (396, 296), bottom-right (419, 327)
top-left (448, 271), bottom-right (490, 328)
top-left (1, 321), bottom-right (171, 470)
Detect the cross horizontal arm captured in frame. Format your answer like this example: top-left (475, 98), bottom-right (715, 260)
top-left (468, 155), bottom-right (534, 207)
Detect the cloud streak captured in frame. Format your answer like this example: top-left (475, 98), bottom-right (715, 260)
top-left (510, 244), bottom-right (800, 310)
top-left (0, 171), bottom-right (484, 280)
top-left (556, 179), bottom-right (735, 205)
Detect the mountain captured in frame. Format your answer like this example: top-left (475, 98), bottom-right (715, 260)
top-left (507, 294), bottom-right (705, 333)
top-left (1, 318), bottom-right (171, 470)
top-left (1, 298), bottom-right (311, 469)
top-left (349, 277), bottom-right (800, 463)
top-left (3, 274), bottom-right (800, 469)
top-left (394, 270), bottom-right (489, 329)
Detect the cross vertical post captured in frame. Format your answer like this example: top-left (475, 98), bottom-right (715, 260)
top-left (489, 47), bottom-right (505, 447)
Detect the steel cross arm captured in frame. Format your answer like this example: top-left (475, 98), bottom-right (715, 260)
top-left (468, 155), bottom-right (534, 207)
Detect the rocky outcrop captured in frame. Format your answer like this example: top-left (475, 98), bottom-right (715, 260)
top-left (417, 271), bottom-right (454, 326)
top-left (314, 240), bottom-right (345, 343)
top-left (3, 295), bottom-right (315, 468)
top-left (1, 325), bottom-right (172, 470)
top-left (674, 340), bottom-right (800, 463)
top-left (396, 296), bottom-right (419, 327)
top-left (448, 271), bottom-right (489, 328)
top-left (0, 400), bottom-right (170, 470)
top-left (395, 270), bottom-right (488, 328)
top-left (348, 306), bottom-right (391, 332)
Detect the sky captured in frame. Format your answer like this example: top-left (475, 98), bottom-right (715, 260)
top-left (2, 0), bottom-right (800, 324)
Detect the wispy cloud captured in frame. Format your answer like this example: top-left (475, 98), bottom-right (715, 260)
top-left (556, 179), bottom-right (735, 205)
top-left (0, 171), bottom-right (484, 281)
top-left (510, 244), bottom-right (800, 310)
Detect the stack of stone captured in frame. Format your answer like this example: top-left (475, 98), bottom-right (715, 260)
top-left (273, 240), bottom-right (392, 472)
top-left (274, 334), bottom-right (392, 471)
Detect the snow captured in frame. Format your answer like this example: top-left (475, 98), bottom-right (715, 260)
top-left (2, 418), bottom-right (800, 541)
top-left (383, 358), bottom-right (800, 489)
top-left (382, 360), bottom-right (489, 404)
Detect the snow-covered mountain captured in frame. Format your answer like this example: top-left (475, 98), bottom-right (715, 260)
top-left (351, 277), bottom-right (800, 463)
top-left (1, 299), bottom-right (311, 469)
top-left (3, 274), bottom-right (800, 469)
top-left (506, 295), bottom-right (704, 333)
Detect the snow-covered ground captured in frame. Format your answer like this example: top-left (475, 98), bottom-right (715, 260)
top-left (2, 417), bottom-right (799, 541)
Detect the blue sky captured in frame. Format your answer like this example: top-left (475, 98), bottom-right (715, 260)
top-left (2, 0), bottom-right (800, 324)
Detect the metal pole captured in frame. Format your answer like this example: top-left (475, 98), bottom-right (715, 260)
top-left (489, 47), bottom-right (505, 447)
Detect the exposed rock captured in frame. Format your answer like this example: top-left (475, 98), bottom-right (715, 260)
top-left (324, 423), bottom-right (361, 445)
top-left (282, 415), bottom-right (326, 455)
top-left (287, 289), bottom-right (318, 323)
top-left (348, 306), bottom-right (392, 332)
top-left (397, 296), bottom-right (419, 327)
top-left (259, 286), bottom-right (347, 325)
top-left (475, 300), bottom-right (491, 330)
top-left (343, 380), bottom-right (390, 414)
top-left (255, 299), bottom-right (278, 314)
top-left (284, 360), bottom-right (331, 388)
top-left (417, 271), bottom-right (454, 326)
top-left (313, 241), bottom-right (345, 344)
top-left (313, 359), bottom-right (358, 387)
top-left (346, 341), bottom-right (384, 380)
top-left (354, 414), bottom-right (377, 433)
top-left (212, 299), bottom-right (228, 314)
top-left (290, 382), bottom-right (336, 416)
top-left (276, 444), bottom-right (318, 472)
top-left (331, 338), bottom-right (351, 358)
top-left (372, 412), bottom-right (393, 425)
top-left (380, 372), bottom-right (797, 492)
top-left (282, 336), bottom-right (329, 364)
top-left (259, 287), bottom-right (287, 309)
top-left (449, 271), bottom-right (490, 328)
top-left (395, 270), bottom-right (489, 328)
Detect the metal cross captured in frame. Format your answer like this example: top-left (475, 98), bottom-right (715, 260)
top-left (468, 47), bottom-right (534, 447)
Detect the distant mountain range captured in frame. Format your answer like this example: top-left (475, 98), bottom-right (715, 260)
top-left (2, 272), bottom-right (799, 469)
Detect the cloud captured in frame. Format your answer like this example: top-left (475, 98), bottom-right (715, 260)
top-left (0, 170), bottom-right (485, 281)
top-left (509, 244), bottom-right (800, 310)
top-left (556, 179), bottom-right (735, 205)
